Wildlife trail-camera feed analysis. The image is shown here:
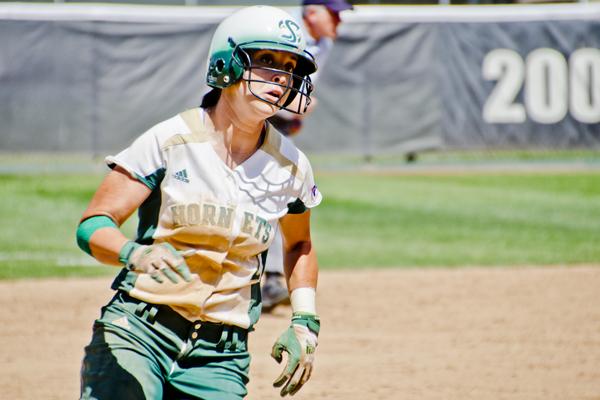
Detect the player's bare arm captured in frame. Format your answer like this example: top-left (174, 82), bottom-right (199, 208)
top-left (279, 209), bottom-right (318, 291)
top-left (80, 166), bottom-right (150, 265)
top-left (271, 209), bottom-right (320, 397)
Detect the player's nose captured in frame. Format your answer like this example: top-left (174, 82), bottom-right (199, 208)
top-left (272, 72), bottom-right (290, 86)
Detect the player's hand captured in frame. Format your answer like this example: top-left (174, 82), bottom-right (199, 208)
top-left (125, 242), bottom-right (193, 284)
top-left (271, 312), bottom-right (320, 397)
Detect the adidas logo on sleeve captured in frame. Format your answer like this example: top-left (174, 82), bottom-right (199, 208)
top-left (173, 169), bottom-right (190, 183)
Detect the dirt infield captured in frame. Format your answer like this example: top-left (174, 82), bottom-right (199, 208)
top-left (1, 266), bottom-right (599, 400)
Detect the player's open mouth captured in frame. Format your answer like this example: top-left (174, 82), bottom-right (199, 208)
top-left (264, 89), bottom-right (284, 102)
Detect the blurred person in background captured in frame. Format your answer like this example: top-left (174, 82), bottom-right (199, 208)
top-left (262, 0), bottom-right (353, 312)
top-left (76, 6), bottom-right (322, 399)
top-left (268, 0), bottom-right (353, 138)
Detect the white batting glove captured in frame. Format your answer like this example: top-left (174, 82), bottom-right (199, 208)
top-left (119, 241), bottom-right (193, 284)
top-left (271, 313), bottom-right (320, 397)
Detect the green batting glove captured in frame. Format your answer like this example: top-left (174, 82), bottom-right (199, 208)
top-left (271, 312), bottom-right (320, 397)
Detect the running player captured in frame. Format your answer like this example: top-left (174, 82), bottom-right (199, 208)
top-left (263, 0), bottom-right (353, 312)
top-left (76, 6), bottom-right (322, 399)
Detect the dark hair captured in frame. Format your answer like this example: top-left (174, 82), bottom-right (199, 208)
top-left (200, 88), bottom-right (221, 109)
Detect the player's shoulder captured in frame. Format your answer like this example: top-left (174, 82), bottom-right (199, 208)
top-left (143, 108), bottom-right (209, 150)
top-left (262, 125), bottom-right (313, 177)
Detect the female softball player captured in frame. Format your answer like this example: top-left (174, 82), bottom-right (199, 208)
top-left (76, 6), bottom-right (322, 399)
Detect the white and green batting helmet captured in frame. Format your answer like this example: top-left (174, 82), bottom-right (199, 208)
top-left (206, 5), bottom-right (317, 113)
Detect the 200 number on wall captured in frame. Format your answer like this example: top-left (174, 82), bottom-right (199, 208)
top-left (483, 48), bottom-right (600, 124)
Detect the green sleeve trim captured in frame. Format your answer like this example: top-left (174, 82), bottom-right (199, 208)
top-left (107, 164), bottom-right (165, 191)
top-left (138, 168), bottom-right (166, 190)
top-left (76, 215), bottom-right (117, 256)
top-left (134, 173), bottom-right (154, 190)
top-left (287, 198), bottom-right (307, 214)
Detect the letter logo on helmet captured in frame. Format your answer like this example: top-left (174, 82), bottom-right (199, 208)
top-left (279, 19), bottom-right (302, 44)
top-left (205, 6), bottom-right (317, 114)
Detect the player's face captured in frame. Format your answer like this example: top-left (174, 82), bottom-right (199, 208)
top-left (308, 7), bottom-right (341, 40)
top-left (243, 50), bottom-right (299, 115)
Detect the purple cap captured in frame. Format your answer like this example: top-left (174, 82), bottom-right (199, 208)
top-left (302, 0), bottom-right (354, 13)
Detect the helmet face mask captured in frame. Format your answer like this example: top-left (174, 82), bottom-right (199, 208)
top-left (233, 44), bottom-right (314, 114)
top-left (206, 6), bottom-right (317, 114)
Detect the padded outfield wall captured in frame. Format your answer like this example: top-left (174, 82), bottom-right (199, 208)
top-left (0, 3), bottom-right (599, 156)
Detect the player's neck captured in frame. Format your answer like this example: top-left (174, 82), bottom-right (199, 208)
top-left (210, 98), bottom-right (264, 147)
top-left (205, 105), bottom-right (266, 168)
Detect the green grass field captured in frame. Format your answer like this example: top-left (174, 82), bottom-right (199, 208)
top-left (314, 172), bottom-right (600, 268)
top-left (0, 170), bottom-right (599, 279)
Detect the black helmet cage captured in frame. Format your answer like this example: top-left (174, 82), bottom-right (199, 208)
top-left (231, 41), bottom-right (315, 114)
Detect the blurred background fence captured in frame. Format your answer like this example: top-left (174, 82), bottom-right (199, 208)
top-left (0, 2), bottom-right (599, 160)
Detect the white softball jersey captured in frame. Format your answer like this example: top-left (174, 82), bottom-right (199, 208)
top-left (106, 107), bottom-right (322, 329)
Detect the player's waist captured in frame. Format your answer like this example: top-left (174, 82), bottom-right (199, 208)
top-left (116, 291), bottom-right (249, 346)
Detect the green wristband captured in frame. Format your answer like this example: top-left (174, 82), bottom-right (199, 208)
top-left (118, 241), bottom-right (141, 269)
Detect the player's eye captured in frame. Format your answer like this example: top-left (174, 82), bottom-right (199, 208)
top-left (284, 62), bottom-right (296, 73)
top-left (259, 54), bottom-right (274, 66)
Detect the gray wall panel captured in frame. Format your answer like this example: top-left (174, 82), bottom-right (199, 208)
top-left (85, 22), bottom-right (217, 152)
top-left (298, 22), bottom-right (442, 155)
top-left (1, 21), bottom-right (95, 151)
